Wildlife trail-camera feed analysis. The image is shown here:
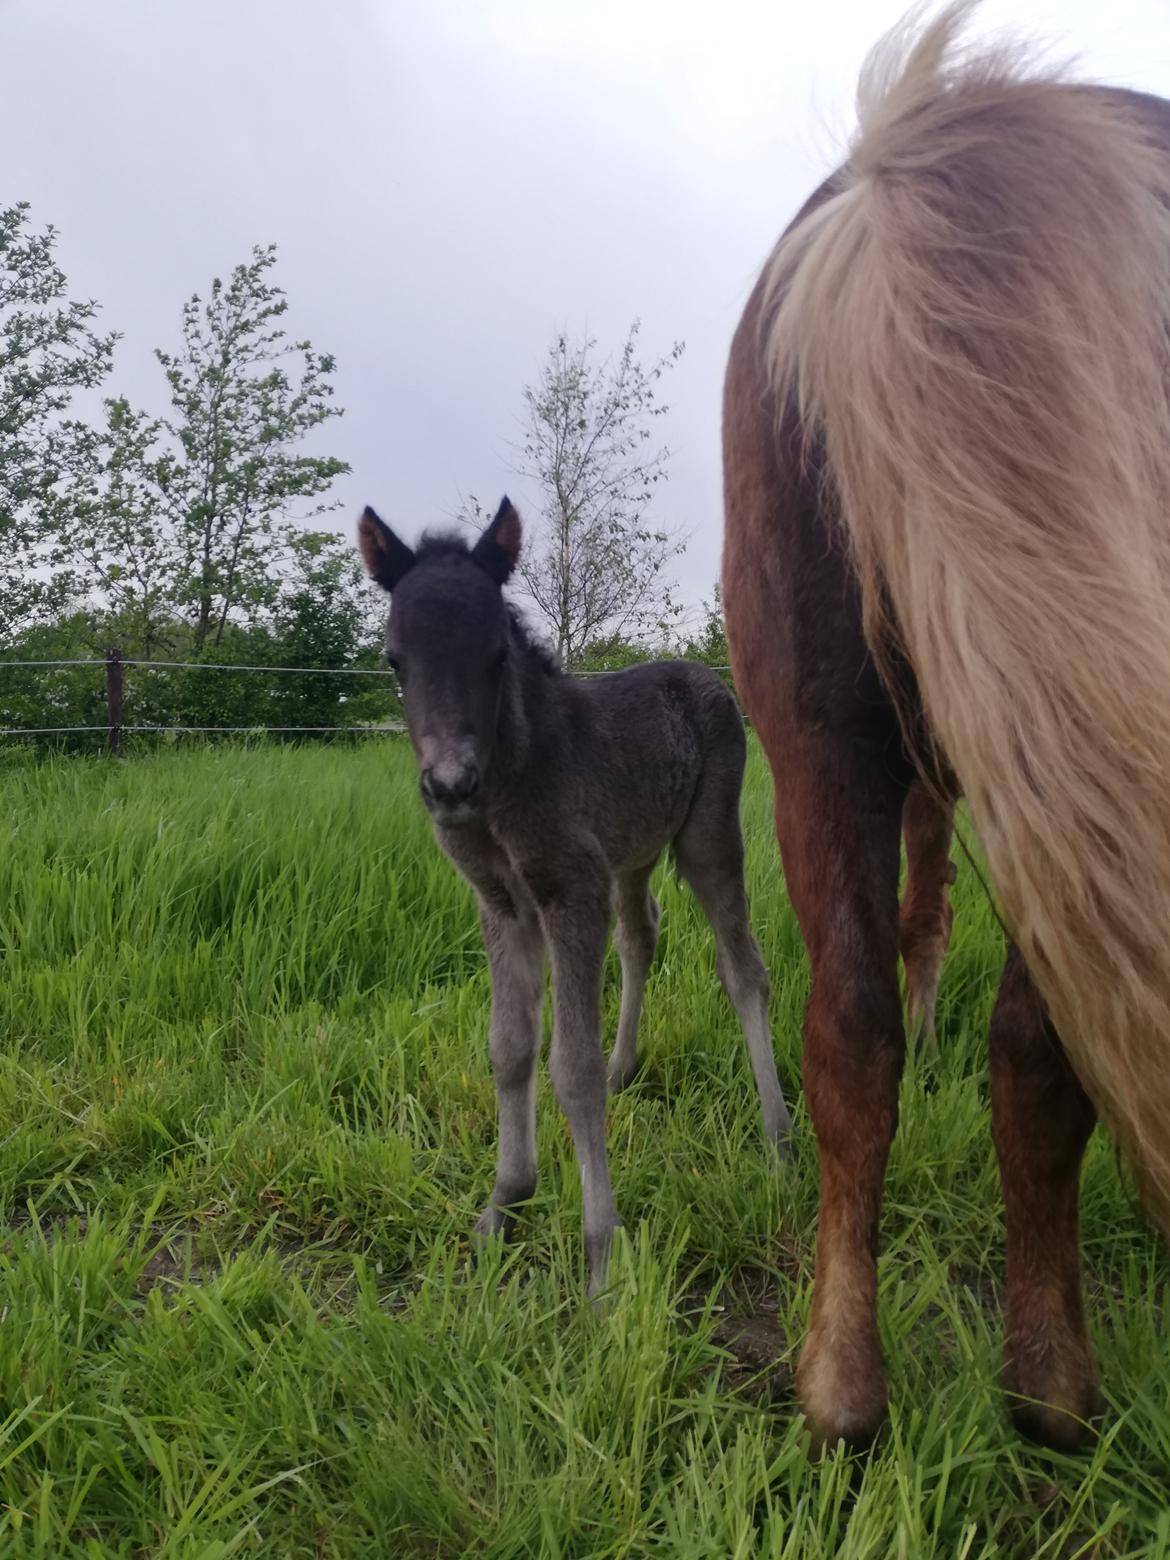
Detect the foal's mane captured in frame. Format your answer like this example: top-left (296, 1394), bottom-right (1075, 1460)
top-left (414, 530), bottom-right (562, 678)
top-left (506, 604), bottom-right (561, 678)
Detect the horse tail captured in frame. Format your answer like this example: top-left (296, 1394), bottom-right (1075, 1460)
top-left (762, 2), bottom-right (1170, 1231)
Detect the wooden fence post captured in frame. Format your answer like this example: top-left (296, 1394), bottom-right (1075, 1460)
top-left (105, 647), bottom-right (123, 755)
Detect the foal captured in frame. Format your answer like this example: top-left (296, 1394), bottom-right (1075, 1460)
top-left (359, 498), bottom-right (792, 1294)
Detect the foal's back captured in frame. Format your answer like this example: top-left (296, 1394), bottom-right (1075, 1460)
top-left (554, 660), bottom-right (746, 871)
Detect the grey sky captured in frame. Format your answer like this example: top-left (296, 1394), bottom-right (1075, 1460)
top-left (8, 0), bottom-right (1170, 618)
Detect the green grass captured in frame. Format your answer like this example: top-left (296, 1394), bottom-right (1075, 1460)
top-left (0, 737), bottom-right (1164, 1556)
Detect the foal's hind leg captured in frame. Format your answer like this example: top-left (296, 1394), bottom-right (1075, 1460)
top-left (673, 776), bottom-right (792, 1153)
top-left (990, 945), bottom-right (1100, 1449)
top-left (899, 781), bottom-right (955, 1045)
top-left (606, 864), bottom-right (660, 1093)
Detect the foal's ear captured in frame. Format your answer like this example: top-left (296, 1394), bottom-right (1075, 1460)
top-left (471, 497), bottom-right (522, 586)
top-left (358, 507), bottom-right (415, 592)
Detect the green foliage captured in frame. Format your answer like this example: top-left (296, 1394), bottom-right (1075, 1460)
top-left (0, 560), bottom-right (397, 747)
top-left (0, 614), bottom-right (108, 751)
top-left (60, 397), bottom-right (174, 652)
top-left (0, 202), bottom-right (115, 628)
top-left (681, 583), bottom-right (730, 668)
top-left (0, 240), bottom-right (382, 740)
top-left (573, 633), bottom-right (654, 674)
top-left (0, 741), bottom-right (1163, 1553)
top-left (66, 243), bottom-right (349, 655)
top-left (570, 586), bottom-right (729, 684)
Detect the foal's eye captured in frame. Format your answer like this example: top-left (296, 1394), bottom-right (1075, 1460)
top-left (386, 653), bottom-right (401, 675)
top-left (491, 648), bottom-right (507, 671)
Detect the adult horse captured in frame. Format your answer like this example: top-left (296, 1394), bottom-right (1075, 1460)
top-left (723, 2), bottom-right (1170, 1451)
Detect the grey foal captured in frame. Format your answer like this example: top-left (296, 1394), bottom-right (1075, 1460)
top-left (359, 497), bottom-right (792, 1295)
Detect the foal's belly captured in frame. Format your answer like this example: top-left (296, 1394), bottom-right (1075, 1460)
top-left (603, 816), bottom-right (683, 877)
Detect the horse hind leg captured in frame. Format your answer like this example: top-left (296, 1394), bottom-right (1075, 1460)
top-left (991, 945), bottom-right (1100, 1448)
top-left (606, 864), bottom-right (660, 1093)
top-left (899, 780), bottom-right (956, 1045)
top-left (760, 728), bottom-right (909, 1446)
top-left (672, 767), bottom-right (793, 1155)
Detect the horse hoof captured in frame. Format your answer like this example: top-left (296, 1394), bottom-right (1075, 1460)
top-left (1009, 1395), bottom-right (1102, 1451)
top-left (797, 1331), bottom-right (889, 1451)
top-left (1005, 1361), bottom-right (1104, 1451)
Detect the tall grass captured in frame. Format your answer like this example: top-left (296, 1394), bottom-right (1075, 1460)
top-left (0, 739), bottom-right (1163, 1555)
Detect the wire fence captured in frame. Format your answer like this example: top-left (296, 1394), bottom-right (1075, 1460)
top-left (0, 652), bottom-right (736, 749)
top-left (0, 652), bottom-right (405, 747)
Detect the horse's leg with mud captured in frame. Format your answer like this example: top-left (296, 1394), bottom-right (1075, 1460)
top-left (777, 745), bottom-right (908, 1446)
top-left (672, 771), bottom-right (792, 1153)
top-left (538, 856), bottom-right (623, 1297)
top-left (990, 944), bottom-right (1101, 1449)
top-left (472, 896), bottom-right (547, 1244)
top-left (899, 780), bottom-right (955, 1045)
top-left (606, 864), bottom-right (660, 1093)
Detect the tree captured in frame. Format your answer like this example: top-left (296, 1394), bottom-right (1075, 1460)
top-left (0, 202), bottom-right (115, 634)
top-left (69, 244), bottom-right (348, 653)
top-left (65, 397), bottom-right (176, 653)
top-left (266, 530), bottom-right (392, 730)
top-left (681, 583), bottom-right (729, 667)
top-left (508, 322), bottom-right (686, 666)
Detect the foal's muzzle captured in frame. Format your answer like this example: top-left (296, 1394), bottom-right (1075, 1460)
top-left (420, 758), bottom-right (481, 824)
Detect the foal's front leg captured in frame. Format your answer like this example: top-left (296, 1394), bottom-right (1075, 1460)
top-left (473, 896), bottom-right (546, 1244)
top-left (538, 860), bottom-right (622, 1297)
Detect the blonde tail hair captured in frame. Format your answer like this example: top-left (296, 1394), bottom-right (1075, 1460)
top-left (764, 2), bottom-right (1170, 1228)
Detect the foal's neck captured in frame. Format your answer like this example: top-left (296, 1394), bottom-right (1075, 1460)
top-left (491, 632), bottom-right (562, 797)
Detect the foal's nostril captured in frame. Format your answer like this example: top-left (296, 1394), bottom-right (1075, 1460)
top-left (453, 764), bottom-right (480, 801)
top-left (421, 762), bottom-right (479, 806)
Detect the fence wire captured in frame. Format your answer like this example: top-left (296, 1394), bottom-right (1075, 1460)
top-left (0, 654), bottom-right (732, 741)
top-left (0, 657), bottom-right (396, 676)
top-left (0, 725), bottom-right (405, 737)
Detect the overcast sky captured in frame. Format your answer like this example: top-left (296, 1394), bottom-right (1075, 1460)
top-left (8, 0), bottom-right (1170, 615)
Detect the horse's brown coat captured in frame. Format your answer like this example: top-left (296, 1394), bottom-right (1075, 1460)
top-left (723, 4), bottom-right (1170, 1448)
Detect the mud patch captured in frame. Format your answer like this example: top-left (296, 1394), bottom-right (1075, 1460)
top-left (686, 1267), bottom-right (793, 1405)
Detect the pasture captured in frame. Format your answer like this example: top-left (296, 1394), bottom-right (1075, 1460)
top-left (0, 738), bottom-right (1164, 1556)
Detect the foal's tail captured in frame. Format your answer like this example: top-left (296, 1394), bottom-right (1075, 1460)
top-left (763, 3), bottom-right (1170, 1229)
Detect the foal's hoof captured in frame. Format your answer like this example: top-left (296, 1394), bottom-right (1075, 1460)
top-left (584, 1223), bottom-right (625, 1304)
top-left (768, 1132), bottom-right (795, 1165)
top-left (472, 1203), bottom-right (516, 1247)
top-left (765, 1109), bottom-right (796, 1161)
top-left (606, 1055), bottom-right (639, 1094)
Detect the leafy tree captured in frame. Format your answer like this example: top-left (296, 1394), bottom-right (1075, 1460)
top-left (0, 611), bottom-right (108, 749)
top-left (501, 322), bottom-right (686, 666)
top-left (69, 244), bottom-right (348, 653)
top-left (266, 530), bottom-right (393, 730)
top-left (573, 633), bottom-right (652, 674)
top-left (680, 584), bottom-right (729, 667)
top-left (0, 202), bottom-right (115, 634)
top-left (65, 397), bottom-right (175, 653)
